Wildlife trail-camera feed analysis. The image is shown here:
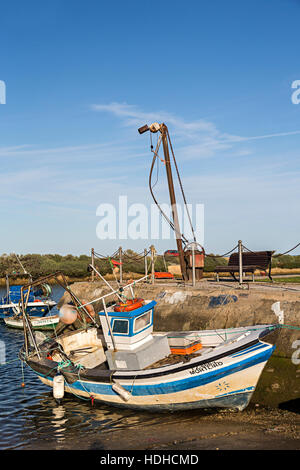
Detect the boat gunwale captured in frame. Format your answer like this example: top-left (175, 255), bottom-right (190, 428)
top-left (23, 325), bottom-right (276, 383)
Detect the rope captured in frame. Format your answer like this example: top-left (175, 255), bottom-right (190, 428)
top-left (278, 324), bottom-right (300, 331)
top-left (148, 134), bottom-right (188, 244)
top-left (57, 360), bottom-right (72, 371)
top-left (21, 360), bottom-right (25, 386)
top-left (167, 128), bottom-right (196, 243)
top-left (121, 251), bottom-right (149, 261)
top-left (272, 242), bottom-right (300, 258)
top-left (206, 245), bottom-right (239, 259)
top-left (94, 248), bottom-right (120, 260)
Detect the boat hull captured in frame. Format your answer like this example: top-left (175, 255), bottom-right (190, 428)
top-left (0, 301), bottom-right (56, 319)
top-left (4, 315), bottom-right (59, 331)
top-left (30, 339), bottom-right (275, 411)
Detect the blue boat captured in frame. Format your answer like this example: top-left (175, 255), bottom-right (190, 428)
top-left (0, 276), bottom-right (56, 319)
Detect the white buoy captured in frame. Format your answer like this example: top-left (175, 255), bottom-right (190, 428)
top-left (112, 382), bottom-right (132, 402)
top-left (53, 375), bottom-right (65, 401)
top-left (59, 304), bottom-right (78, 325)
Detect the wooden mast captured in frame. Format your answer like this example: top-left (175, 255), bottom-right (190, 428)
top-left (160, 124), bottom-right (188, 281)
top-left (138, 122), bottom-right (188, 281)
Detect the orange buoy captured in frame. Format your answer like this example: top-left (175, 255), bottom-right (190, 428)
top-left (83, 303), bottom-right (95, 323)
top-left (114, 298), bottom-right (144, 312)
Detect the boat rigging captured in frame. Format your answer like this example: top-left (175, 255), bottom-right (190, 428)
top-left (138, 122), bottom-right (205, 281)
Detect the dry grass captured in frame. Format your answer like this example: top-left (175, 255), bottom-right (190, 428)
top-left (268, 267), bottom-right (300, 275)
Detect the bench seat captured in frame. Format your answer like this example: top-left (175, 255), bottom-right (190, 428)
top-left (214, 251), bottom-right (274, 281)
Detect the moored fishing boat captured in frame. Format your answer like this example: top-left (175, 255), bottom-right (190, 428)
top-left (4, 314), bottom-right (59, 331)
top-left (0, 274), bottom-right (56, 319)
top-left (19, 270), bottom-right (278, 412)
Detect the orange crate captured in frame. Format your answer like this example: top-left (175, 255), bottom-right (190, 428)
top-left (170, 341), bottom-right (202, 355)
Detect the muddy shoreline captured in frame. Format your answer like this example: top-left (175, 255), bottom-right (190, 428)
top-left (100, 406), bottom-right (300, 451)
top-left (22, 404), bottom-right (299, 450)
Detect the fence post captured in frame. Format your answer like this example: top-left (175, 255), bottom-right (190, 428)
top-left (91, 248), bottom-right (95, 282)
top-left (238, 240), bottom-right (243, 285)
top-left (192, 243), bottom-right (196, 287)
top-left (151, 245), bottom-right (155, 284)
top-left (119, 247), bottom-right (123, 284)
top-left (144, 248), bottom-right (148, 277)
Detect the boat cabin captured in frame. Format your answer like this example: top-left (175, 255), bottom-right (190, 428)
top-left (97, 299), bottom-right (171, 370)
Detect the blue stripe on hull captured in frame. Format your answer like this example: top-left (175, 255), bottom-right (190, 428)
top-left (35, 344), bottom-right (274, 404)
top-left (231, 343), bottom-right (267, 358)
top-left (48, 377), bottom-right (254, 411)
top-left (75, 345), bottom-right (273, 397)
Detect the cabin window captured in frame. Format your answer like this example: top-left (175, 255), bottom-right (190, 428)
top-left (112, 319), bottom-right (129, 334)
top-left (133, 311), bottom-right (152, 333)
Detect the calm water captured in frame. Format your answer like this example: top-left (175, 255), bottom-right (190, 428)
top-left (0, 286), bottom-right (299, 450)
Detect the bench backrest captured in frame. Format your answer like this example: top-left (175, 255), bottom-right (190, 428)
top-left (228, 251), bottom-right (273, 269)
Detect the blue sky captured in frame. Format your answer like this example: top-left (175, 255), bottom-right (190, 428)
top-left (0, 0), bottom-right (300, 256)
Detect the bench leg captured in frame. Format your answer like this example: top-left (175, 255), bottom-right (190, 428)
top-left (252, 272), bottom-right (255, 282)
top-left (230, 272), bottom-right (239, 282)
top-left (216, 273), bottom-right (219, 282)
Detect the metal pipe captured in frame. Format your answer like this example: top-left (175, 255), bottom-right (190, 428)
top-left (20, 285), bottom-right (41, 359)
top-left (102, 298), bottom-right (117, 351)
top-left (88, 264), bottom-right (124, 302)
top-left (238, 240), bottom-right (243, 285)
top-left (80, 274), bottom-right (149, 308)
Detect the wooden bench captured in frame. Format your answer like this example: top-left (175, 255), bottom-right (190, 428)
top-left (214, 251), bottom-right (274, 282)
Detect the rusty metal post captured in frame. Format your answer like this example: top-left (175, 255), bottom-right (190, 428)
top-left (91, 248), bottom-right (95, 282)
top-left (161, 124), bottom-right (188, 281)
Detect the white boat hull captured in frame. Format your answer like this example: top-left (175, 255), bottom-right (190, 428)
top-left (28, 326), bottom-right (275, 411)
top-left (5, 315), bottom-right (59, 330)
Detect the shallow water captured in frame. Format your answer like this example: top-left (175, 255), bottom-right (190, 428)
top-left (0, 286), bottom-right (299, 450)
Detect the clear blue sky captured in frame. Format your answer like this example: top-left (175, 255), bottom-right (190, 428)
top-left (0, 0), bottom-right (300, 256)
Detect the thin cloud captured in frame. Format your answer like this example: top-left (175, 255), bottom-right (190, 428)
top-left (91, 101), bottom-right (300, 158)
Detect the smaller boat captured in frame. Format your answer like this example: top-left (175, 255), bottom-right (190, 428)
top-left (0, 274), bottom-right (57, 319)
top-left (4, 314), bottom-right (59, 331)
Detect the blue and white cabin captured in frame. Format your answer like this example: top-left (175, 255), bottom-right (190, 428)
top-left (97, 300), bottom-right (171, 370)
